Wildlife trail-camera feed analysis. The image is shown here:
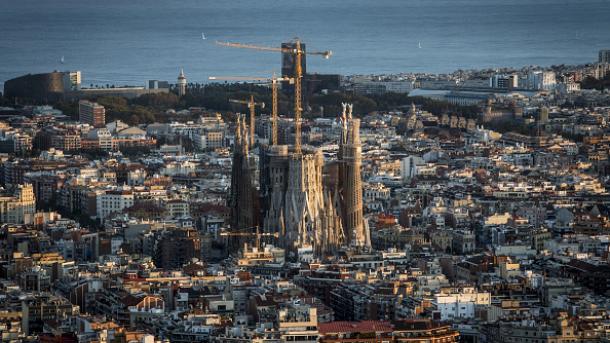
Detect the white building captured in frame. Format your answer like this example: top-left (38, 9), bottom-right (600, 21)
top-left (363, 183), bottom-right (391, 211)
top-left (193, 129), bottom-right (225, 150)
top-left (161, 161), bottom-right (197, 176)
top-left (0, 183), bottom-right (36, 224)
top-left (490, 74), bottom-right (519, 89)
top-left (96, 189), bottom-right (134, 220)
top-left (400, 155), bottom-right (425, 181)
top-left (86, 128), bottom-right (113, 150)
top-left (278, 305), bottom-right (319, 343)
top-left (62, 71), bottom-right (81, 91)
top-left (433, 287), bottom-right (491, 321)
top-left (363, 183), bottom-right (390, 202)
top-left (527, 71), bottom-right (556, 90)
top-left (177, 68), bottom-right (187, 97)
top-left (166, 199), bottom-right (190, 218)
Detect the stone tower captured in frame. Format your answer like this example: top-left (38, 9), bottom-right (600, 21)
top-left (339, 103), bottom-right (370, 248)
top-left (283, 150), bottom-right (344, 255)
top-left (260, 145), bottom-right (344, 257)
top-left (228, 116), bottom-right (259, 250)
top-left (257, 102), bottom-right (376, 258)
top-left (177, 68), bottom-right (187, 97)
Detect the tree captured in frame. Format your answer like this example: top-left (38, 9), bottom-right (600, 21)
top-left (133, 93), bottom-right (179, 109)
top-left (580, 75), bottom-right (610, 91)
top-left (54, 100), bottom-right (79, 120)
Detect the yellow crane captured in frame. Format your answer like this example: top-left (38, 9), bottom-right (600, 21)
top-left (209, 75), bottom-right (294, 145)
top-left (219, 226), bottom-right (279, 250)
top-left (216, 39), bottom-right (332, 154)
top-left (229, 95), bottom-right (265, 148)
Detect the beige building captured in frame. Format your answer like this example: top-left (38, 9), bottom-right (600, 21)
top-left (0, 183), bottom-right (36, 224)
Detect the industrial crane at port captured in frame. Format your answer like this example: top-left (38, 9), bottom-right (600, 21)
top-left (228, 95), bottom-right (265, 148)
top-left (216, 39), bottom-right (332, 154)
top-left (209, 75), bottom-right (294, 145)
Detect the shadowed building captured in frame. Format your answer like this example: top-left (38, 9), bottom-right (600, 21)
top-left (4, 71), bottom-right (167, 102)
top-left (3, 71), bottom-right (80, 102)
top-left (155, 227), bottom-right (201, 269)
top-left (281, 41), bottom-right (306, 96)
top-left (228, 115), bottom-right (260, 248)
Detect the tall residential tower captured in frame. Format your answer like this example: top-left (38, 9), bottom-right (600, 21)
top-left (78, 100), bottom-right (106, 128)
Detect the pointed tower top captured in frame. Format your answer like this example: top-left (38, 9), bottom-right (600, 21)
top-left (348, 117), bottom-right (361, 146)
top-left (240, 115), bottom-right (249, 154)
top-left (235, 116), bottom-right (242, 147)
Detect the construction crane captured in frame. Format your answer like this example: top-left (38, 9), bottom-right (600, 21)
top-left (216, 39), bottom-right (332, 154)
top-left (210, 75), bottom-right (293, 145)
top-left (229, 95), bottom-right (265, 148)
top-left (219, 226), bottom-right (279, 250)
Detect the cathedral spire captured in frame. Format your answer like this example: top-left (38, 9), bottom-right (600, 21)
top-left (340, 103), bottom-right (348, 147)
top-left (228, 114), bottom-right (259, 253)
top-left (338, 104), bottom-right (370, 249)
top-left (240, 115), bottom-right (249, 155)
top-left (347, 103), bottom-right (353, 119)
top-left (235, 116), bottom-right (242, 147)
top-left (348, 113), bottom-right (361, 146)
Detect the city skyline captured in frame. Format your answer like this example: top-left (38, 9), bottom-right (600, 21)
top-left (2, 2), bottom-right (610, 343)
top-left (2, 0), bottom-right (610, 87)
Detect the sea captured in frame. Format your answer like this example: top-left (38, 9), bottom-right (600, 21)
top-left (1, 0), bottom-right (610, 88)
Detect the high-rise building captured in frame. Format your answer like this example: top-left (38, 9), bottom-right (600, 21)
top-left (527, 71), bottom-right (556, 90)
top-left (489, 74), bottom-right (518, 89)
top-left (78, 100), bottom-right (106, 127)
top-left (599, 49), bottom-right (610, 64)
top-left (177, 68), bottom-right (187, 97)
top-left (62, 71), bottom-right (81, 91)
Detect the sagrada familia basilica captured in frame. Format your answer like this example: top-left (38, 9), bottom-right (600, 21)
top-left (229, 103), bottom-right (370, 258)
